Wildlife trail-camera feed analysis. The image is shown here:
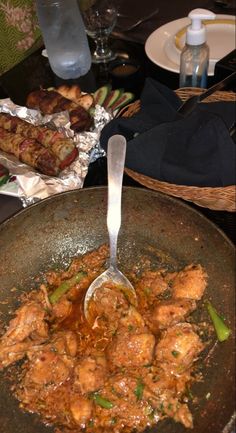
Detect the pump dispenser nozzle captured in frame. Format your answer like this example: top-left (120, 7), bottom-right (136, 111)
top-left (186, 9), bottom-right (216, 45)
top-left (179, 8), bottom-right (216, 88)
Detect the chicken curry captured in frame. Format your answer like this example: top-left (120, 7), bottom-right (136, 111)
top-left (0, 244), bottom-right (209, 433)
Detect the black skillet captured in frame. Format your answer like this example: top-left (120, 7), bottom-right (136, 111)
top-left (0, 187), bottom-right (235, 433)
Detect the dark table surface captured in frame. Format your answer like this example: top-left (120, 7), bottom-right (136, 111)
top-left (0, 0), bottom-right (235, 243)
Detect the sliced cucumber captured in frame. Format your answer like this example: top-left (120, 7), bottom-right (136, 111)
top-left (110, 92), bottom-right (135, 111)
top-left (103, 88), bottom-right (123, 109)
top-left (93, 85), bottom-right (112, 106)
top-left (0, 164), bottom-right (9, 187)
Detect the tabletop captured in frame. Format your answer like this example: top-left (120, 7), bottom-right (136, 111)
top-left (0, 0), bottom-right (235, 243)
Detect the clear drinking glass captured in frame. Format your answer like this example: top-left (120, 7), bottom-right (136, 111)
top-left (81, 0), bottom-right (117, 63)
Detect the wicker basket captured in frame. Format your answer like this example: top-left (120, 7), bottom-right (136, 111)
top-left (120, 88), bottom-right (236, 212)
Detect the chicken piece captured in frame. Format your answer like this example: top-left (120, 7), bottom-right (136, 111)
top-left (0, 341), bottom-right (32, 369)
top-left (52, 297), bottom-right (72, 322)
top-left (51, 331), bottom-right (78, 357)
top-left (145, 299), bottom-right (197, 332)
top-left (24, 349), bottom-right (73, 386)
top-left (1, 301), bottom-right (48, 345)
top-left (27, 330), bottom-right (78, 360)
top-left (110, 373), bottom-right (141, 401)
top-left (107, 331), bottom-right (155, 368)
top-left (144, 366), bottom-right (180, 395)
top-left (171, 264), bottom-right (207, 300)
top-left (61, 244), bottom-right (109, 278)
top-left (136, 271), bottom-right (168, 300)
top-left (70, 394), bottom-right (93, 427)
top-left (0, 297), bottom-right (50, 369)
top-left (143, 363), bottom-right (192, 400)
top-left (119, 306), bottom-right (146, 333)
top-left (74, 355), bottom-right (107, 394)
top-left (174, 403), bottom-right (193, 429)
top-left (155, 322), bottom-right (204, 374)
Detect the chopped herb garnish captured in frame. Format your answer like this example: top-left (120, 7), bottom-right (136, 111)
top-left (90, 392), bottom-right (114, 409)
top-left (148, 410), bottom-right (155, 420)
top-left (128, 324), bottom-right (134, 332)
top-left (186, 388), bottom-right (193, 400)
top-left (144, 287), bottom-right (151, 296)
top-left (157, 289), bottom-right (171, 300)
top-left (134, 378), bottom-right (145, 401)
top-left (88, 420), bottom-right (94, 427)
top-left (171, 350), bottom-right (180, 358)
top-left (159, 402), bottom-right (165, 415)
top-left (110, 417), bottom-right (117, 425)
top-left (144, 405), bottom-right (154, 419)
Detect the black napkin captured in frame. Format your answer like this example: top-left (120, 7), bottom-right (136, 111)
top-left (100, 78), bottom-right (236, 187)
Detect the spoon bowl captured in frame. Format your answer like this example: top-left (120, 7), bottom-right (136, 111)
top-left (84, 135), bottom-right (137, 322)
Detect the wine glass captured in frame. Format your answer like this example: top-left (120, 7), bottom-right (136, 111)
top-left (81, 0), bottom-right (117, 63)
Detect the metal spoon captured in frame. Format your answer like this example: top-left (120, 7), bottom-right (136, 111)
top-left (84, 135), bottom-right (137, 322)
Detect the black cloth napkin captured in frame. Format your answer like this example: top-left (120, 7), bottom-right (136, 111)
top-left (100, 78), bottom-right (236, 187)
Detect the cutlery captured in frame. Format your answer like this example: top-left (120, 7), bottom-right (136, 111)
top-left (177, 71), bottom-right (236, 117)
top-left (84, 134), bottom-right (137, 324)
top-left (116, 8), bottom-right (159, 32)
top-left (213, 0), bottom-right (234, 8)
top-left (229, 121), bottom-right (236, 141)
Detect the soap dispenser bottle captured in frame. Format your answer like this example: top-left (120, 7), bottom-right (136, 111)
top-left (179, 9), bottom-right (215, 88)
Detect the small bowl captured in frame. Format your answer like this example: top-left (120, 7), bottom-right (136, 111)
top-left (109, 58), bottom-right (142, 95)
top-left (109, 59), bottom-right (140, 78)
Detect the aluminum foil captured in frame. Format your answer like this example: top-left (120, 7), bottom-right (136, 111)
top-left (0, 99), bottom-right (112, 206)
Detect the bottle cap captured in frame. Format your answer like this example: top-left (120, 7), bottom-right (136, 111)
top-left (186, 9), bottom-right (216, 45)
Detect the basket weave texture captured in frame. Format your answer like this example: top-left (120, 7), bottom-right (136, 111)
top-left (121, 88), bottom-right (236, 211)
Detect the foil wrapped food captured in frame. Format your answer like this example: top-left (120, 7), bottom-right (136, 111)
top-left (0, 99), bottom-right (112, 206)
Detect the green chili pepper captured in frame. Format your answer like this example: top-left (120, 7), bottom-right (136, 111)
top-left (91, 393), bottom-right (114, 409)
top-left (49, 271), bottom-right (87, 304)
top-left (134, 378), bottom-right (144, 401)
top-left (206, 301), bottom-right (231, 342)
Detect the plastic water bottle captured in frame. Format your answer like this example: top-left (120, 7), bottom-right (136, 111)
top-left (179, 9), bottom-right (215, 88)
top-left (35, 0), bottom-right (92, 80)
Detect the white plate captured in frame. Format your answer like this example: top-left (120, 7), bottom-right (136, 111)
top-left (145, 14), bottom-right (236, 76)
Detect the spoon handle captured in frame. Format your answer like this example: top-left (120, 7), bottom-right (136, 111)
top-left (107, 135), bottom-right (127, 269)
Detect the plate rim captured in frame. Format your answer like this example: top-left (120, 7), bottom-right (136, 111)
top-left (145, 14), bottom-right (236, 75)
top-left (175, 17), bottom-right (236, 51)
